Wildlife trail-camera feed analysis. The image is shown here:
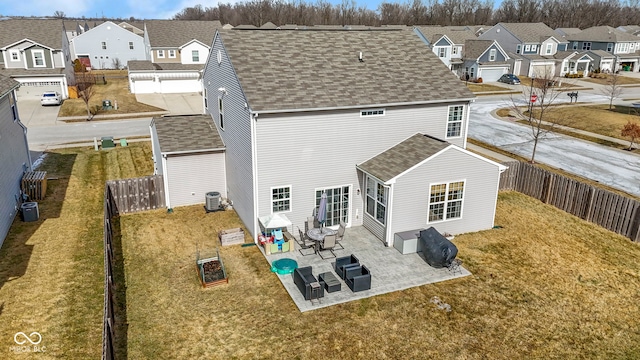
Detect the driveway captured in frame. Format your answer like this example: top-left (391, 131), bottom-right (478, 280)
top-left (468, 95), bottom-right (640, 197)
top-left (135, 93), bottom-right (203, 115)
top-left (17, 98), bottom-right (62, 127)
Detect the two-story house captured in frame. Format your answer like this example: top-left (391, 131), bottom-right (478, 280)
top-left (413, 26), bottom-right (477, 77)
top-left (480, 22), bottom-right (571, 78)
top-left (0, 19), bottom-right (74, 99)
top-left (152, 29), bottom-right (506, 247)
top-left (0, 74), bottom-right (31, 248)
top-left (69, 21), bottom-right (146, 70)
top-left (567, 26), bottom-right (640, 72)
top-left (462, 39), bottom-right (511, 81)
top-left (127, 20), bottom-right (222, 94)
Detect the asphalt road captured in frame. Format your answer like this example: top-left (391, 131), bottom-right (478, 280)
top-left (468, 94), bottom-right (640, 197)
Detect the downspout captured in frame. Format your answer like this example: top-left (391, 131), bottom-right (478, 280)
top-left (250, 111), bottom-right (260, 241)
top-left (14, 89), bottom-right (32, 170)
top-left (463, 99), bottom-right (473, 149)
top-left (384, 182), bottom-right (395, 247)
top-left (162, 154), bottom-right (171, 209)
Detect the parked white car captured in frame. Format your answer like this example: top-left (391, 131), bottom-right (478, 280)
top-left (40, 91), bottom-right (62, 106)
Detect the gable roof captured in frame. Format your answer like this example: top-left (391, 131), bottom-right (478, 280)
top-left (152, 115), bottom-right (224, 154)
top-left (218, 30), bottom-right (474, 113)
top-left (414, 26), bottom-right (477, 45)
top-left (144, 20), bottom-right (222, 48)
top-left (555, 27), bottom-right (582, 37)
top-left (357, 133), bottom-right (450, 183)
top-left (567, 26), bottom-right (640, 43)
top-left (71, 21), bottom-right (138, 41)
top-left (0, 19), bottom-right (63, 49)
top-left (0, 74), bottom-right (19, 98)
top-left (587, 49), bottom-right (616, 58)
top-left (464, 39), bottom-right (496, 59)
top-left (497, 22), bottom-right (564, 43)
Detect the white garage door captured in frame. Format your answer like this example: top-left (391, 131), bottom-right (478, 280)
top-left (16, 81), bottom-right (63, 98)
top-left (160, 79), bottom-right (201, 94)
top-left (132, 79), bottom-right (159, 94)
top-left (601, 60), bottom-right (613, 72)
top-left (531, 64), bottom-right (554, 77)
top-left (480, 68), bottom-right (507, 82)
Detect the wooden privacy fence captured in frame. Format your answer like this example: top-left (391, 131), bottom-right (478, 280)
top-left (102, 175), bottom-right (165, 360)
top-left (106, 175), bottom-right (165, 214)
top-left (499, 161), bottom-right (640, 242)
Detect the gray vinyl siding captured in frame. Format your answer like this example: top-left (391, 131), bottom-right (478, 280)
top-left (25, 47), bottom-right (52, 68)
top-left (363, 212), bottom-right (385, 242)
top-left (0, 92), bottom-right (31, 248)
top-left (572, 41), bottom-right (609, 52)
top-left (479, 24), bottom-right (521, 54)
top-left (389, 147), bottom-right (500, 238)
top-left (478, 44), bottom-right (507, 62)
top-left (150, 123), bottom-right (163, 175)
top-left (254, 102), bottom-right (466, 239)
top-left (71, 23), bottom-right (146, 69)
top-left (435, 37), bottom-right (452, 46)
top-left (165, 152), bottom-right (226, 208)
top-left (203, 33), bottom-right (256, 238)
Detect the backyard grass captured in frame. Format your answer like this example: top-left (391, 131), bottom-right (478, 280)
top-left (0, 142), bottom-right (153, 359)
top-left (119, 192), bottom-right (640, 359)
top-left (581, 73), bottom-right (640, 85)
top-left (465, 82), bottom-right (512, 92)
top-left (59, 71), bottom-right (164, 117)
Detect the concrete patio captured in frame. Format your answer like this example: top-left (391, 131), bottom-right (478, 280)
top-left (261, 225), bottom-right (471, 312)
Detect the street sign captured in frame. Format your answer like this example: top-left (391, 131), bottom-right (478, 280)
top-left (530, 94), bottom-right (538, 103)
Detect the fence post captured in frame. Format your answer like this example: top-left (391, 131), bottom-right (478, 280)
top-left (628, 206), bottom-right (640, 242)
top-left (543, 173), bottom-right (553, 204)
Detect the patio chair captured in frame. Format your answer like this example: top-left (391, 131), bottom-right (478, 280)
top-left (318, 234), bottom-right (337, 259)
top-left (305, 217), bottom-right (316, 233)
top-left (334, 221), bottom-right (346, 250)
top-left (297, 227), bottom-right (316, 256)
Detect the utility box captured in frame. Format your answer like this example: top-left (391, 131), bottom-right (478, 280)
top-left (101, 136), bottom-right (115, 149)
top-left (21, 202), bottom-right (39, 222)
top-left (102, 99), bottom-right (112, 110)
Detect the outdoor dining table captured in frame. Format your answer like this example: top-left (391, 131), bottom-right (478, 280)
top-left (307, 228), bottom-right (337, 254)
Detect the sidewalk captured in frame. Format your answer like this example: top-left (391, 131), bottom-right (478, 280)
top-left (466, 143), bottom-right (516, 162)
top-left (57, 111), bottom-right (169, 122)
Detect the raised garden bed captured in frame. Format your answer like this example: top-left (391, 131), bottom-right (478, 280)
top-left (219, 227), bottom-right (245, 246)
top-left (196, 249), bottom-right (228, 288)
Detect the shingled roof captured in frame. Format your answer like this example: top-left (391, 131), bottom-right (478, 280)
top-left (153, 115), bottom-right (224, 153)
top-left (464, 39), bottom-right (495, 59)
top-left (414, 26), bottom-right (477, 45)
top-left (128, 60), bottom-right (203, 71)
top-left (0, 74), bottom-right (19, 97)
top-left (218, 30), bottom-right (475, 113)
top-left (357, 133), bottom-right (450, 183)
top-left (567, 26), bottom-right (640, 43)
top-left (498, 22), bottom-right (564, 43)
top-left (145, 20), bottom-right (222, 48)
top-left (0, 19), bottom-right (64, 49)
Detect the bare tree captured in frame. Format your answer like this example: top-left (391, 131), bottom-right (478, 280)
top-left (53, 10), bottom-right (66, 19)
top-left (111, 57), bottom-right (123, 70)
top-left (621, 121), bottom-right (640, 150)
top-left (508, 70), bottom-right (571, 163)
top-left (600, 72), bottom-right (624, 110)
top-left (76, 71), bottom-right (96, 120)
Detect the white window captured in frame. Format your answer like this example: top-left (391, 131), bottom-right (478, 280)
top-left (192, 50), bottom-right (200, 62)
top-left (631, 43), bottom-right (636, 51)
top-left (32, 50), bottom-right (45, 67)
top-left (157, 50), bottom-right (165, 58)
top-left (9, 91), bottom-right (18, 121)
top-left (573, 42), bottom-right (578, 50)
top-left (360, 108), bottom-right (385, 117)
top-left (531, 44), bottom-right (537, 52)
top-left (438, 47), bottom-right (447, 58)
top-left (618, 42), bottom-right (629, 53)
top-left (607, 43), bottom-right (613, 52)
top-left (101, 41), bottom-right (107, 50)
top-left (489, 49), bottom-right (496, 61)
top-left (428, 181), bottom-right (465, 222)
top-left (447, 105), bottom-right (464, 138)
top-left (516, 44), bottom-right (521, 54)
top-left (271, 186), bottom-right (291, 213)
top-left (366, 176), bottom-right (387, 225)
top-left (315, 186), bottom-right (350, 226)
top-left (546, 43), bottom-right (552, 54)
top-left (168, 50), bottom-right (176, 58)
top-left (204, 88), bottom-right (208, 109)
top-left (218, 97), bottom-right (224, 129)
top-left (525, 44), bottom-right (531, 52)
top-left (582, 42), bottom-right (592, 51)
top-left (129, 41), bottom-right (134, 50)
top-left (452, 46), bottom-right (458, 55)
top-left (10, 50), bottom-right (19, 61)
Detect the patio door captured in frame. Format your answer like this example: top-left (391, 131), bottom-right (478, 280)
top-left (315, 185), bottom-right (351, 227)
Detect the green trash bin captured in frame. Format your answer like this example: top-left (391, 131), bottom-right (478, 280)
top-left (101, 136), bottom-right (115, 149)
top-left (102, 99), bottom-right (112, 110)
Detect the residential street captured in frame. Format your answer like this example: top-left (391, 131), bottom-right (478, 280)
top-left (469, 93), bottom-right (640, 197)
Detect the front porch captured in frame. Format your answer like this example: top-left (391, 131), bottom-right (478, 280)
top-left (262, 225), bottom-right (470, 312)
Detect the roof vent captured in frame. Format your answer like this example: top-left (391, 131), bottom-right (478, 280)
top-left (359, 51), bottom-right (364, 62)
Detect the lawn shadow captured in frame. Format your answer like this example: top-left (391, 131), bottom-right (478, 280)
top-left (110, 209), bottom-right (128, 359)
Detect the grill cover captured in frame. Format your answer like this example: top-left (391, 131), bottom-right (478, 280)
top-left (419, 227), bottom-right (458, 268)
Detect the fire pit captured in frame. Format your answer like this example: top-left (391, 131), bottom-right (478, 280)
top-left (196, 248), bottom-right (228, 288)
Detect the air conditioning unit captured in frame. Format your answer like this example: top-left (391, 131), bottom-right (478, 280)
top-left (205, 191), bottom-right (221, 212)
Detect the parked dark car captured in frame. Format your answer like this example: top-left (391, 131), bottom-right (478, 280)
top-left (498, 74), bottom-right (521, 85)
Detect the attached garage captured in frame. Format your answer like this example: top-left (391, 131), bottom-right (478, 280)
top-left (600, 59), bottom-right (614, 72)
top-left (150, 115), bottom-right (226, 209)
top-left (13, 75), bottom-right (68, 99)
top-left (478, 66), bottom-right (509, 82)
top-left (128, 60), bottom-right (203, 94)
top-left (530, 63), bottom-right (555, 78)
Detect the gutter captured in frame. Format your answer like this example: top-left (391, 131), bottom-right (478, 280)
top-left (161, 147), bottom-right (226, 156)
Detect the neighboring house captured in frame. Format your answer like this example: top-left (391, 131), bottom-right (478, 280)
top-left (479, 22), bottom-right (571, 77)
top-left (463, 39), bottom-right (511, 81)
top-left (0, 19), bottom-right (74, 99)
top-left (190, 29), bottom-right (506, 247)
top-left (555, 27), bottom-right (582, 38)
top-left (617, 25), bottom-right (640, 36)
top-left (0, 74), bottom-right (31, 248)
top-left (566, 26), bottom-right (640, 72)
top-left (118, 21), bottom-right (145, 36)
top-left (150, 115), bottom-right (226, 208)
top-left (586, 49), bottom-right (616, 72)
top-left (128, 20), bottom-right (221, 94)
top-left (414, 26), bottom-right (477, 75)
top-left (70, 21), bottom-right (146, 69)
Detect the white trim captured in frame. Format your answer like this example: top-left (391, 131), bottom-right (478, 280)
top-left (168, 49), bottom-right (176, 58)
top-left (251, 112), bottom-right (260, 241)
top-left (446, 104), bottom-right (464, 139)
top-left (314, 183), bottom-right (353, 227)
top-left (218, 96), bottom-right (224, 130)
top-left (365, 176), bottom-right (388, 226)
top-left (427, 179), bottom-right (466, 224)
top-left (270, 185), bottom-right (292, 214)
top-left (162, 155), bottom-right (171, 209)
top-left (31, 49), bottom-right (45, 67)
top-left (489, 49), bottom-right (497, 61)
top-left (192, 50), bottom-right (200, 62)
top-left (384, 182), bottom-right (395, 247)
top-left (9, 49), bottom-right (20, 62)
top-left (1, 38), bottom-right (54, 51)
top-left (157, 49), bottom-right (165, 58)
top-left (178, 38), bottom-right (209, 50)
